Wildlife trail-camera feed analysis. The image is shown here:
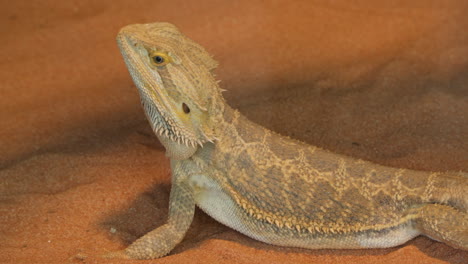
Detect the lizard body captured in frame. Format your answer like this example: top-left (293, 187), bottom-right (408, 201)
top-left (112, 22), bottom-right (467, 259)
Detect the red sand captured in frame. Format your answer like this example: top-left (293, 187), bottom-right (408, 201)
top-left (1, 1), bottom-right (467, 263)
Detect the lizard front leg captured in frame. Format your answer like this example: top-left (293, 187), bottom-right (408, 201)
top-left (105, 161), bottom-right (196, 259)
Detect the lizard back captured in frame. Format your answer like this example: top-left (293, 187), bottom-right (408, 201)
top-left (191, 106), bottom-right (467, 248)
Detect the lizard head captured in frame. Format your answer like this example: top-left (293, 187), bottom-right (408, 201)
top-left (117, 23), bottom-right (224, 159)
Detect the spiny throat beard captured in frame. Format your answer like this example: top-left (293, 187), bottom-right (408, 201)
top-left (140, 98), bottom-right (200, 147)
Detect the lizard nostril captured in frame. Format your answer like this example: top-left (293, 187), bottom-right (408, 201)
top-left (182, 103), bottom-right (190, 114)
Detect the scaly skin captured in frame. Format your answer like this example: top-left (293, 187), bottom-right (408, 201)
top-left (109, 22), bottom-right (467, 259)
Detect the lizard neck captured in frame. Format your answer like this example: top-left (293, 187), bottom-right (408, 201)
top-left (215, 104), bottom-right (303, 151)
top-left (216, 105), bottom-right (253, 143)
top-left (213, 104), bottom-right (283, 157)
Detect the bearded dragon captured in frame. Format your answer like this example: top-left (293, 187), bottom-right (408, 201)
top-left (110, 22), bottom-right (467, 259)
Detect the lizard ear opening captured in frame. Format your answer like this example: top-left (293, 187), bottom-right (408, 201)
top-left (182, 103), bottom-right (190, 114)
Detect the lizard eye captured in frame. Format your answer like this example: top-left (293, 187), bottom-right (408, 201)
top-left (182, 103), bottom-right (190, 114)
top-left (149, 51), bottom-right (171, 66)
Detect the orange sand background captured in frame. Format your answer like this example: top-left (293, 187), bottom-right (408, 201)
top-left (1, 1), bottom-right (467, 263)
